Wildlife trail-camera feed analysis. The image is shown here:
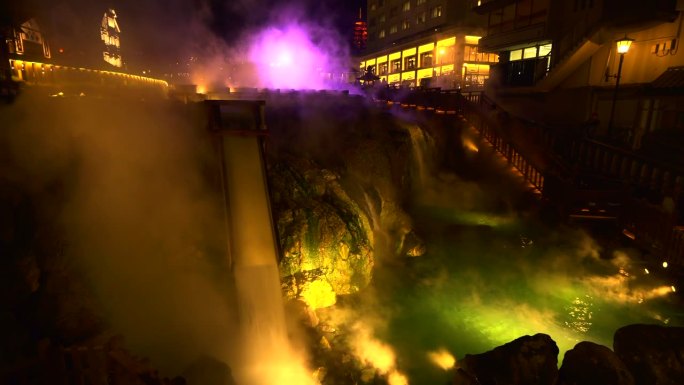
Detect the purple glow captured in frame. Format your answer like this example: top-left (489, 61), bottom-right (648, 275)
top-left (248, 23), bottom-right (346, 90)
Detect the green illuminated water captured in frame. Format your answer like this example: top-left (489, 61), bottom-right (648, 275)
top-left (367, 184), bottom-right (683, 385)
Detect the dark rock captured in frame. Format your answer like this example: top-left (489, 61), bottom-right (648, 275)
top-left (455, 333), bottom-right (559, 385)
top-left (558, 341), bottom-right (634, 385)
top-left (182, 355), bottom-right (236, 385)
top-left (614, 324), bottom-right (684, 385)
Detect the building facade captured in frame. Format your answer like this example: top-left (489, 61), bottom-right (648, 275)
top-left (359, 0), bottom-right (497, 89)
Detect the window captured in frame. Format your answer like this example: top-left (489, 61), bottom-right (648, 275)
top-left (405, 55), bottom-right (416, 70)
top-left (416, 12), bottom-right (427, 24)
top-left (379, 62), bottom-right (388, 75)
top-left (390, 25), bottom-right (398, 34)
top-left (403, 1), bottom-right (411, 11)
top-left (420, 52), bottom-right (433, 67)
top-left (417, 0), bottom-right (426, 5)
top-left (510, 49), bottom-right (523, 61)
top-left (379, 29), bottom-right (386, 38)
top-left (523, 46), bottom-right (537, 59)
top-left (379, 14), bottom-right (386, 23)
top-left (402, 20), bottom-right (411, 30)
top-left (371, 3), bottom-right (377, 11)
top-left (431, 6), bottom-right (442, 18)
top-left (391, 59), bottom-right (402, 72)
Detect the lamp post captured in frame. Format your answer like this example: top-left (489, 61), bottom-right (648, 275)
top-left (607, 36), bottom-right (634, 140)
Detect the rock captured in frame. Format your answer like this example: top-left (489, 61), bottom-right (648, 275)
top-left (614, 324), bottom-right (684, 385)
top-left (456, 333), bottom-right (559, 385)
top-left (558, 341), bottom-right (634, 385)
top-left (182, 355), bottom-right (236, 385)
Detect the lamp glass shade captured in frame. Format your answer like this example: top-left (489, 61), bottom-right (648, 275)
top-left (616, 37), bottom-right (634, 54)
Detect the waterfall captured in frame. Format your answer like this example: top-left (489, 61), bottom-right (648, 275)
top-left (214, 110), bottom-right (315, 385)
top-left (405, 123), bottom-right (435, 191)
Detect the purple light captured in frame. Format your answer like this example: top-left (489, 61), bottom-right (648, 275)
top-left (248, 23), bottom-right (343, 90)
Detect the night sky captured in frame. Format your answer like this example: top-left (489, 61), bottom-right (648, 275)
top-left (4, 0), bottom-right (366, 69)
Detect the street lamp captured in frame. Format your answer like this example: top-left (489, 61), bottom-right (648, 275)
top-left (607, 35), bottom-right (634, 139)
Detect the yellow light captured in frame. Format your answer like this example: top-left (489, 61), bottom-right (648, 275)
top-left (465, 35), bottom-right (481, 45)
top-left (663, 261), bottom-right (668, 268)
top-left (427, 349), bottom-right (456, 370)
top-left (644, 268), bottom-right (649, 274)
top-left (616, 36), bottom-right (634, 54)
top-left (672, 286), bottom-right (677, 292)
top-left (439, 48), bottom-right (445, 55)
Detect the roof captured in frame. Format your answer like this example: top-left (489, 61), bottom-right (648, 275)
top-left (650, 66), bottom-right (684, 90)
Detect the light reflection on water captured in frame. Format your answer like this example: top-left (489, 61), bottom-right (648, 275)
top-left (371, 199), bottom-right (682, 385)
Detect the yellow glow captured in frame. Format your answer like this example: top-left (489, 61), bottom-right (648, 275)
top-left (616, 37), bottom-right (634, 54)
top-left (441, 64), bottom-right (454, 72)
top-left (360, 61), bottom-right (366, 69)
top-left (419, 43), bottom-right (435, 53)
top-left (417, 68), bottom-right (433, 79)
top-left (437, 37), bottom-right (456, 47)
top-left (387, 371), bottom-right (408, 385)
top-left (376, 55), bottom-right (388, 63)
top-left (433, 67), bottom-right (441, 76)
top-left (464, 139), bottom-right (479, 152)
top-left (388, 73), bottom-right (400, 83)
top-left (427, 348), bottom-right (456, 370)
top-left (402, 47), bottom-right (417, 56)
top-left (672, 286), bottom-right (677, 292)
top-left (389, 51), bottom-right (401, 60)
top-left (465, 35), bottom-right (481, 44)
top-left (366, 58), bottom-right (376, 66)
top-left (401, 71), bottom-right (415, 81)
top-left (663, 261), bottom-right (669, 268)
top-left (644, 268), bottom-right (650, 274)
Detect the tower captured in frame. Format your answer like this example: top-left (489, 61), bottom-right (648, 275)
top-left (101, 9), bottom-right (122, 68)
top-left (353, 8), bottom-right (368, 51)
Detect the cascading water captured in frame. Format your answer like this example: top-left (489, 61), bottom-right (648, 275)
top-left (404, 123), bottom-right (436, 191)
top-left (212, 101), bottom-right (315, 385)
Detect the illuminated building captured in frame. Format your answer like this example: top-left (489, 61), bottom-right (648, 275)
top-left (5, 18), bottom-right (51, 61)
top-left (359, 0), bottom-right (496, 89)
top-left (353, 8), bottom-right (368, 50)
top-left (101, 9), bottom-right (122, 68)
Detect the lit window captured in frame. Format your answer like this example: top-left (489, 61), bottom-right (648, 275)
top-left (402, 20), bottom-right (411, 30)
top-left (416, 12), bottom-right (427, 23)
top-left (390, 25), bottom-right (398, 34)
top-left (523, 46), bottom-right (537, 58)
top-left (403, 1), bottom-right (411, 11)
top-left (538, 44), bottom-right (552, 57)
top-left (417, 0), bottom-right (426, 5)
top-left (420, 52), bottom-right (433, 67)
top-left (510, 49), bottom-right (522, 61)
top-left (391, 59), bottom-right (402, 72)
top-left (379, 29), bottom-right (386, 38)
top-left (431, 6), bottom-right (442, 18)
top-left (405, 55), bottom-right (417, 70)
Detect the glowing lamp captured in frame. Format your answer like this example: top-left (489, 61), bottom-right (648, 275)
top-left (616, 37), bottom-right (634, 54)
top-left (663, 261), bottom-right (669, 268)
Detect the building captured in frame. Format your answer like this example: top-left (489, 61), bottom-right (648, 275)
top-left (358, 0), bottom-right (497, 89)
top-left (101, 9), bottom-right (122, 68)
top-left (473, 0), bottom-right (683, 148)
top-left (469, 0), bottom-right (684, 268)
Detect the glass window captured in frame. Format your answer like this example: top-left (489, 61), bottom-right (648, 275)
top-left (379, 62), bottom-right (388, 75)
top-left (403, 1), bottom-right (411, 11)
top-left (379, 14), bottom-right (386, 23)
top-left (420, 52), bottom-right (433, 67)
top-left (390, 25), bottom-right (398, 34)
top-left (417, 0), bottom-right (426, 5)
top-left (371, 3), bottom-right (377, 11)
top-left (391, 59), bottom-right (402, 72)
top-left (538, 44), bottom-right (552, 56)
top-left (510, 49), bottom-right (523, 61)
top-left (431, 6), bottom-right (442, 18)
top-left (416, 12), bottom-right (427, 23)
top-left (405, 55), bottom-right (417, 70)
top-left (523, 46), bottom-right (537, 58)
top-left (402, 20), bottom-right (411, 30)
top-left (379, 29), bottom-right (386, 38)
